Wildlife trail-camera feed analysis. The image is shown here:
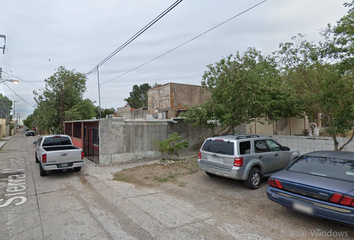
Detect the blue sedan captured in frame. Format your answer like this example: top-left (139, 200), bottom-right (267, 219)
top-left (266, 150), bottom-right (354, 226)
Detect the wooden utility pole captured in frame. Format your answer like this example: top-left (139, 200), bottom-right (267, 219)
top-left (60, 85), bottom-right (63, 134)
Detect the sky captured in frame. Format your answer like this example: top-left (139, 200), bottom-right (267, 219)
top-left (0, 0), bottom-right (350, 124)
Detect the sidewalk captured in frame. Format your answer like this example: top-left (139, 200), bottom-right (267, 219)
top-left (81, 158), bottom-right (214, 239)
top-left (0, 136), bottom-right (13, 150)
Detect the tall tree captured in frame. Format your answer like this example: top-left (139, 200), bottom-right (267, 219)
top-left (23, 113), bottom-right (36, 130)
top-left (0, 94), bottom-right (13, 123)
top-left (65, 99), bottom-right (96, 121)
top-left (124, 83), bottom-right (151, 108)
top-left (276, 34), bottom-right (354, 150)
top-left (184, 48), bottom-right (298, 135)
top-left (33, 66), bottom-right (87, 134)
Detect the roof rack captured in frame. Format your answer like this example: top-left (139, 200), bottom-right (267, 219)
top-left (235, 134), bottom-right (261, 140)
top-left (211, 134), bottom-right (261, 139)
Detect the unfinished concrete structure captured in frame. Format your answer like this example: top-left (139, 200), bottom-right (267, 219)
top-left (148, 83), bottom-right (211, 119)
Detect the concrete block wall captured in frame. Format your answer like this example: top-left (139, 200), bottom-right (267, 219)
top-left (270, 135), bottom-right (354, 154)
top-left (98, 118), bottom-right (221, 166)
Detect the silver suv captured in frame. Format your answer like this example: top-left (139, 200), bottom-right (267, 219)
top-left (198, 134), bottom-right (299, 189)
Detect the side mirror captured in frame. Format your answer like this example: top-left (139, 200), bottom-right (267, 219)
top-left (282, 146), bottom-right (290, 151)
top-left (33, 141), bottom-right (37, 145)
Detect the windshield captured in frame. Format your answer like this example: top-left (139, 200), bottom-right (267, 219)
top-left (288, 155), bottom-right (354, 182)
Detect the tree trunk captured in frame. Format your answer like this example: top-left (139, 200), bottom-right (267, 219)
top-left (215, 124), bottom-right (230, 136)
top-left (338, 129), bottom-right (354, 151)
top-left (332, 134), bottom-right (339, 151)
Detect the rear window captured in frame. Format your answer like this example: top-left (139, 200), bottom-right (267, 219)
top-left (202, 140), bottom-right (234, 155)
top-left (288, 155), bottom-right (354, 182)
top-left (42, 136), bottom-right (72, 146)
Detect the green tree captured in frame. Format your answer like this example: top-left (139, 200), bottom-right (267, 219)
top-left (23, 113), bottom-right (35, 130)
top-left (95, 107), bottom-right (117, 119)
top-left (0, 94), bottom-right (13, 123)
top-left (124, 83), bottom-right (151, 108)
top-left (277, 34), bottom-right (354, 150)
top-left (184, 48), bottom-right (298, 135)
top-left (33, 66), bottom-right (87, 134)
top-left (65, 99), bottom-right (96, 121)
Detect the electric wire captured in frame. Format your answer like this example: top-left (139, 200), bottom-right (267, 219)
top-left (3, 71), bottom-right (42, 88)
top-left (85, 0), bottom-right (183, 77)
top-left (3, 82), bottom-right (35, 108)
top-left (101, 0), bottom-right (267, 85)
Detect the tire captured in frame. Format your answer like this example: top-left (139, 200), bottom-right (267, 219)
top-left (243, 167), bottom-right (261, 189)
top-left (39, 163), bottom-right (47, 177)
top-left (73, 167), bottom-right (81, 172)
top-left (205, 171), bottom-right (216, 177)
top-left (35, 153), bottom-right (39, 163)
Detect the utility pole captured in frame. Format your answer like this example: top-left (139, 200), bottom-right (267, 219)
top-left (60, 84), bottom-right (63, 134)
top-left (13, 100), bottom-right (18, 136)
top-left (97, 66), bottom-right (101, 118)
top-left (0, 34), bottom-right (6, 54)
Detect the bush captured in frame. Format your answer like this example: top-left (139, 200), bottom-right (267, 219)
top-left (152, 133), bottom-right (189, 160)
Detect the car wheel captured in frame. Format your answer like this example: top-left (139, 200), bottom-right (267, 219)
top-left (39, 163), bottom-right (47, 177)
top-left (244, 167), bottom-right (261, 189)
top-left (205, 171), bottom-right (216, 177)
top-left (73, 167), bottom-right (81, 172)
top-left (35, 153), bottom-right (39, 163)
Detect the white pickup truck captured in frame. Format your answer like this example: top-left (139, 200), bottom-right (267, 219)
top-left (35, 135), bottom-right (84, 176)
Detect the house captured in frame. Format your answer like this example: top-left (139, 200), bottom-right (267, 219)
top-left (148, 83), bottom-right (211, 119)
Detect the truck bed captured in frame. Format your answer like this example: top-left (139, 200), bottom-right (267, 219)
top-left (42, 146), bottom-right (81, 151)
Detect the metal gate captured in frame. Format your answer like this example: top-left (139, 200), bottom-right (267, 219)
top-left (84, 126), bottom-right (99, 164)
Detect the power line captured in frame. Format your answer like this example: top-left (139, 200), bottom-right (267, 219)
top-left (3, 70), bottom-right (42, 88)
top-left (101, 0), bottom-right (267, 86)
top-left (85, 0), bottom-right (183, 77)
top-left (2, 82), bottom-right (35, 108)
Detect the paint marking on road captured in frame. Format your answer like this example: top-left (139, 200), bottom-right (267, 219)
top-left (0, 158), bottom-right (28, 208)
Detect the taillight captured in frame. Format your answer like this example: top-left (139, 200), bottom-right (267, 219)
top-left (274, 179), bottom-right (283, 189)
top-left (198, 151), bottom-right (201, 159)
top-left (330, 193), bottom-right (343, 203)
top-left (340, 196), bottom-right (354, 206)
top-left (268, 178), bottom-right (283, 189)
top-left (42, 154), bottom-right (47, 163)
top-left (81, 151), bottom-right (84, 159)
top-left (330, 193), bottom-right (354, 206)
top-left (268, 178), bottom-right (277, 188)
top-left (234, 157), bottom-right (243, 167)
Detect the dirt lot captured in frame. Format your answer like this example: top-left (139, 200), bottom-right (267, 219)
top-left (113, 155), bottom-right (354, 240)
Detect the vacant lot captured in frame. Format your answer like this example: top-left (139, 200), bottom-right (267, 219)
top-left (113, 155), bottom-right (354, 240)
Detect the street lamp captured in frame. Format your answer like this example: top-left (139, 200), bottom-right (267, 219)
top-left (0, 79), bottom-right (19, 84)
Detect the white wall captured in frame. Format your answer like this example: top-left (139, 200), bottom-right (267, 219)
top-left (270, 135), bottom-right (354, 154)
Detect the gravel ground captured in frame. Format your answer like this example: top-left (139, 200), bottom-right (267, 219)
top-left (113, 156), bottom-right (354, 240)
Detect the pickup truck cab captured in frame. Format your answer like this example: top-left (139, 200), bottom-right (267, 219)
top-left (35, 135), bottom-right (84, 176)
